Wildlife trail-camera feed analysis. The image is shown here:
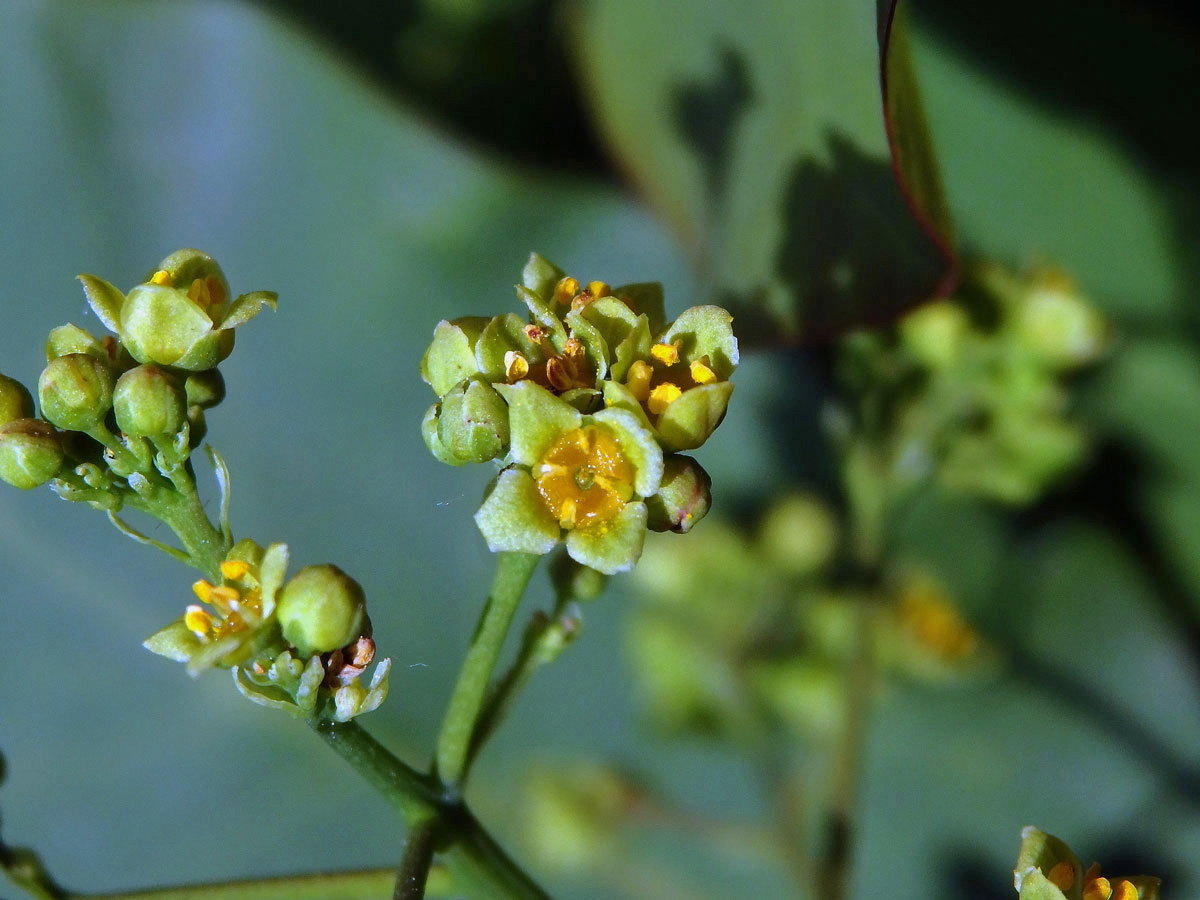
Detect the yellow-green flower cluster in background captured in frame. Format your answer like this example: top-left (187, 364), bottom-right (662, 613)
top-left (421, 254), bottom-right (738, 574)
top-left (836, 263), bottom-right (1108, 505)
top-left (144, 540), bottom-right (390, 721)
top-left (627, 493), bottom-right (996, 741)
top-left (0, 249), bottom-right (274, 500)
top-left (1015, 827), bottom-right (1159, 900)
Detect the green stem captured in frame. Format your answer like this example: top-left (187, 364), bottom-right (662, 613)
top-left (125, 471), bottom-right (227, 581)
top-left (435, 552), bottom-right (540, 789)
top-left (395, 822), bottom-right (440, 900)
top-left (310, 720), bottom-right (552, 900)
top-left (73, 868), bottom-right (454, 900)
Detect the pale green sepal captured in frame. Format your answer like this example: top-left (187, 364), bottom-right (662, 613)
top-left (259, 542), bottom-right (290, 617)
top-left (502, 380), bottom-right (582, 466)
top-left (423, 403), bottom-right (468, 466)
top-left (581, 297), bottom-right (640, 363)
top-left (656, 381), bottom-right (735, 451)
top-left (564, 310), bottom-right (609, 381)
top-left (477, 312), bottom-right (541, 383)
top-left (421, 318), bottom-right (488, 395)
top-left (516, 285), bottom-right (568, 350)
top-left (662, 306), bottom-right (739, 379)
top-left (186, 634), bottom-right (246, 675)
top-left (77, 274), bottom-right (123, 334)
top-left (221, 291), bottom-right (278, 329)
top-left (1014, 827), bottom-right (1080, 900)
top-left (333, 657), bottom-right (391, 721)
top-left (611, 315), bottom-right (652, 383)
top-left (565, 502), bottom-right (647, 574)
top-left (120, 283), bottom-right (214, 365)
top-left (612, 282), bottom-right (666, 335)
top-left (560, 388), bottom-right (601, 413)
top-left (169, 329), bottom-right (234, 372)
top-left (46, 324), bottom-right (101, 361)
top-left (591, 407), bottom-right (663, 497)
top-left (233, 668), bottom-right (301, 712)
top-left (475, 468), bottom-right (561, 555)
top-left (600, 380), bottom-right (656, 434)
top-left (521, 252), bottom-right (566, 302)
top-left (294, 654), bottom-right (325, 712)
top-left (143, 618), bottom-right (202, 662)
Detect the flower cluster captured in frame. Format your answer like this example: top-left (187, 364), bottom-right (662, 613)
top-left (1015, 826), bottom-right (1159, 900)
top-left (0, 249), bottom-right (274, 500)
top-left (144, 540), bottom-right (390, 721)
top-left (837, 263), bottom-right (1108, 505)
top-left (421, 254), bottom-right (738, 574)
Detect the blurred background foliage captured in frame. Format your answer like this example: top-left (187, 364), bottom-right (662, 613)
top-left (1, 1), bottom-right (1198, 899)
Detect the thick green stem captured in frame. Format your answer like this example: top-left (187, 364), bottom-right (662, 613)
top-left (310, 720), bottom-right (552, 900)
top-left (126, 474), bottom-right (227, 581)
top-left (435, 552), bottom-right (540, 789)
top-left (395, 821), bottom-right (440, 900)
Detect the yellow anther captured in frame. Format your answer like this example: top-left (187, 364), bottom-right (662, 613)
top-left (553, 276), bottom-right (580, 304)
top-left (626, 360), bottom-right (652, 403)
top-left (1083, 876), bottom-right (1113, 900)
top-left (559, 497), bottom-right (578, 530)
top-left (1111, 881), bottom-right (1137, 900)
top-left (651, 342), bottom-right (680, 366)
top-left (185, 275), bottom-right (225, 312)
top-left (587, 280), bottom-right (610, 299)
top-left (1047, 862), bottom-right (1076, 892)
top-left (647, 382), bottom-right (683, 415)
top-left (208, 585), bottom-right (241, 613)
top-left (690, 359), bottom-right (717, 385)
top-left (523, 324), bottom-right (548, 345)
top-left (185, 605), bottom-right (213, 637)
top-left (150, 269), bottom-right (173, 286)
top-left (220, 559), bottom-right (251, 581)
top-left (504, 350), bottom-right (530, 383)
top-left (192, 580), bottom-right (214, 603)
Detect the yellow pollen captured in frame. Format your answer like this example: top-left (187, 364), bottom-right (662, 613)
top-left (553, 276), bottom-right (580, 304)
top-left (504, 350), bottom-right (530, 383)
top-left (1083, 877), bottom-right (1113, 900)
top-left (220, 559), bottom-right (251, 580)
top-left (185, 605), bottom-right (213, 637)
top-left (651, 342), bottom-right (680, 366)
top-left (192, 580), bottom-right (214, 603)
top-left (150, 269), bottom-right (173, 286)
top-left (559, 497), bottom-right (578, 530)
top-left (626, 360), bottom-right (652, 403)
top-left (1047, 862), bottom-right (1076, 892)
top-left (208, 585), bottom-right (241, 614)
top-left (690, 360), bottom-right (717, 385)
top-left (586, 280), bottom-right (610, 299)
top-left (186, 275), bottom-right (226, 312)
top-left (647, 382), bottom-right (683, 416)
top-left (1111, 881), bottom-right (1137, 900)
top-left (523, 324), bottom-right (548, 345)
top-left (534, 426), bottom-right (636, 531)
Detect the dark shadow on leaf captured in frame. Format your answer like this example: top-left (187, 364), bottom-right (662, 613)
top-left (937, 852), bottom-right (1011, 900)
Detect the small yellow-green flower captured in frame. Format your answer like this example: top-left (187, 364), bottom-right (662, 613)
top-left (1014, 826), bottom-right (1159, 900)
top-left (474, 380), bottom-right (663, 574)
top-left (79, 249), bottom-right (276, 371)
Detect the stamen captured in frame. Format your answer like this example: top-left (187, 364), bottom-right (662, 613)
top-left (1083, 877), bottom-right (1113, 900)
top-left (553, 276), bottom-right (580, 305)
top-left (149, 269), bottom-right (173, 286)
top-left (1047, 862), bottom-right (1076, 892)
top-left (559, 497), bottom-right (578, 530)
top-left (192, 580), bottom-right (214, 603)
top-left (504, 350), bottom-right (530, 383)
top-left (185, 605), bottom-right (213, 638)
top-left (648, 382), bottom-right (683, 415)
top-left (586, 280), bottom-right (611, 299)
top-left (546, 357), bottom-right (574, 393)
top-left (1111, 882), bottom-right (1137, 900)
top-left (220, 559), bottom-right (251, 580)
top-left (651, 342), bottom-right (680, 366)
top-left (626, 360), bottom-right (652, 403)
top-left (209, 585), bottom-right (241, 614)
top-left (690, 359), bottom-right (717, 385)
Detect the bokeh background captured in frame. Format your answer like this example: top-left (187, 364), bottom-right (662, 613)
top-left (2, 1), bottom-right (1199, 898)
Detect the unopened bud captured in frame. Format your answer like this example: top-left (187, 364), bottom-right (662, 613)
top-left (436, 378), bottom-right (510, 464)
top-left (0, 419), bottom-right (65, 489)
top-left (0, 374), bottom-right (34, 425)
top-left (277, 564), bottom-right (367, 657)
top-left (114, 365), bottom-right (187, 437)
top-left (38, 353), bottom-right (115, 431)
top-left (184, 369), bottom-right (226, 409)
top-left (899, 301), bottom-right (970, 370)
top-left (646, 455), bottom-right (711, 534)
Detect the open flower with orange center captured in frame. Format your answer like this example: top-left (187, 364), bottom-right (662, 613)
top-left (475, 381), bottom-right (664, 574)
top-left (1014, 826), bottom-right (1160, 900)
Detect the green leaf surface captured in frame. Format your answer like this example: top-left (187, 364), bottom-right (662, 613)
top-left (575, 0), bottom-right (955, 342)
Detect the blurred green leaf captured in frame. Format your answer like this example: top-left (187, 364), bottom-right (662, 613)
top-left (574, 0), bottom-right (955, 343)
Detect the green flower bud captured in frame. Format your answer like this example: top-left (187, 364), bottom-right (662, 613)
top-left (38, 353), bottom-right (115, 431)
top-left (646, 454), bottom-right (711, 534)
top-left (0, 419), bottom-right (65, 489)
top-left (276, 564), bottom-right (367, 657)
top-left (1015, 278), bottom-right (1108, 370)
top-left (758, 493), bottom-right (839, 577)
top-left (899, 300), bottom-right (970, 370)
top-left (422, 403), bottom-right (463, 466)
top-left (113, 365), bottom-right (187, 437)
top-left (0, 374), bottom-right (34, 425)
top-left (184, 369), bottom-right (226, 409)
top-left (436, 378), bottom-right (510, 464)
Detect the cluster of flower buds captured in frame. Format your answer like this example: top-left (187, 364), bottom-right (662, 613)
top-left (628, 494), bottom-right (994, 740)
top-left (0, 249), bottom-right (274, 504)
top-left (836, 264), bottom-right (1109, 505)
top-left (421, 254), bottom-right (738, 574)
top-left (1015, 826), bottom-right (1159, 900)
top-left (144, 540), bottom-right (390, 721)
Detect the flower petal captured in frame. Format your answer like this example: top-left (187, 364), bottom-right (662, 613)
top-left (611, 282), bottom-right (666, 335)
top-left (521, 252), bottom-right (566, 303)
top-left (77, 274), bottom-right (124, 334)
top-left (590, 407), bottom-right (663, 498)
top-left (656, 381), bottom-right (734, 451)
top-left (476, 312), bottom-right (542, 383)
top-left (565, 502), bottom-right (648, 574)
top-left (221, 291), bottom-right (278, 329)
top-left (422, 318), bottom-right (488, 396)
top-left (474, 467), bottom-right (561, 555)
top-left (143, 617), bottom-right (202, 662)
top-left (661, 305), bottom-right (739, 380)
top-left (501, 380), bottom-right (582, 467)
